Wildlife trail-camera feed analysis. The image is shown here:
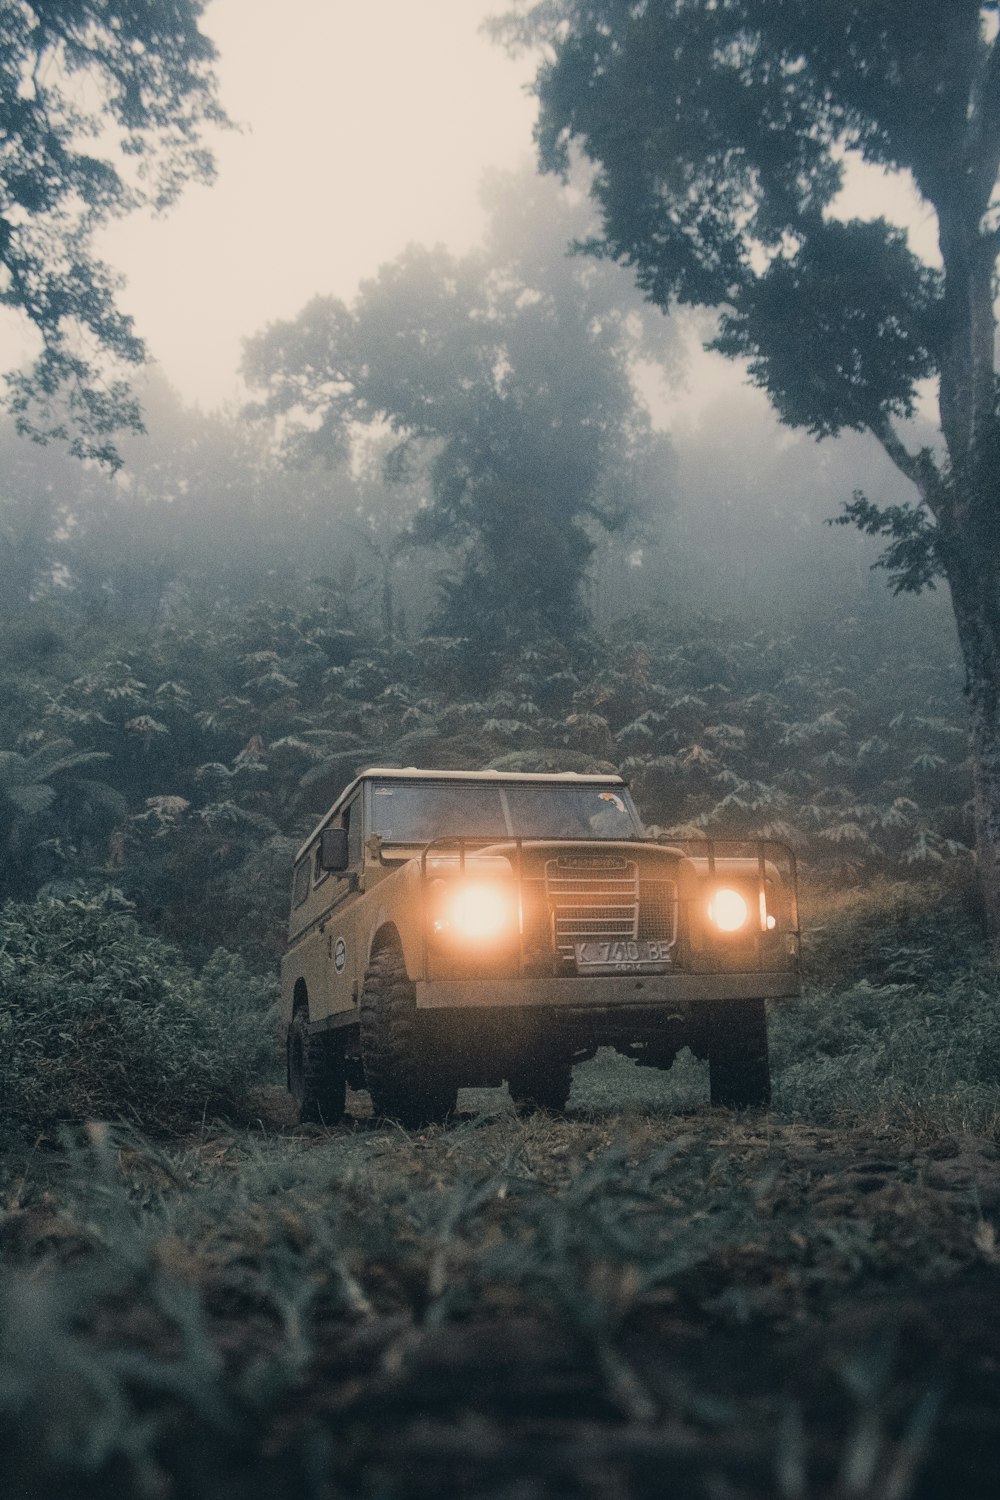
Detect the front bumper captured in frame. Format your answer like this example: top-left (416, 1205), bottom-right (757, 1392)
top-left (414, 971), bottom-right (801, 1010)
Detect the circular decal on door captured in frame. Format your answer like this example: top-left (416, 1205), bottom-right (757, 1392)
top-left (334, 937), bottom-right (347, 973)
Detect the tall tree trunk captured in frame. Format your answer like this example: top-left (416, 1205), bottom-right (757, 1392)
top-left (933, 140), bottom-right (1000, 944)
top-left (380, 553), bottom-right (395, 643)
top-left (948, 542), bottom-right (1000, 949)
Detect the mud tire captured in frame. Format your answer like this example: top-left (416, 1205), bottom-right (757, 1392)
top-left (708, 999), bottom-right (771, 1109)
top-left (508, 1054), bottom-right (573, 1113)
top-left (360, 943), bottom-right (458, 1127)
top-left (288, 1008), bottom-right (347, 1125)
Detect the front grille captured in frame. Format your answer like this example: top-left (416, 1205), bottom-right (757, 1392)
top-left (519, 879), bottom-right (549, 954)
top-left (546, 857), bottom-right (639, 957)
top-left (638, 881), bottom-right (678, 945)
top-left (519, 868), bottom-right (678, 966)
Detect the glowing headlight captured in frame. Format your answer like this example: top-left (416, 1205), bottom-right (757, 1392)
top-left (708, 887), bottom-right (749, 932)
top-left (440, 883), bottom-right (511, 942)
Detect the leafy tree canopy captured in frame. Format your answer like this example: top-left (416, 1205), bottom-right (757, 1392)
top-left (0, 0), bottom-right (226, 464)
top-left (494, 1), bottom-right (1000, 583)
top-left (495, 1), bottom-right (1000, 944)
top-left (243, 170), bottom-right (674, 651)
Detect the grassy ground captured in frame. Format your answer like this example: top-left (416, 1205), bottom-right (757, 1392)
top-left (3, 1068), bottom-right (1000, 1499)
top-left (2, 876), bottom-right (1000, 1498)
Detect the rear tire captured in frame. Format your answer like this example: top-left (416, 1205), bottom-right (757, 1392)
top-left (288, 1009), bottom-right (347, 1125)
top-left (360, 943), bottom-right (458, 1127)
top-left (508, 1054), bottom-right (573, 1113)
top-left (708, 999), bottom-right (771, 1109)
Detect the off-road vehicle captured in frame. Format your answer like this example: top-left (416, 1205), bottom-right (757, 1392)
top-left (282, 768), bottom-right (801, 1126)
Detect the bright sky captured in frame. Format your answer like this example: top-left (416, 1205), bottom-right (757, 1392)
top-left (27, 0), bottom-right (934, 433)
top-left (98, 0), bottom-right (538, 410)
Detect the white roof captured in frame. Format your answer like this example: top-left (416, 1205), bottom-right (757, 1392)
top-left (295, 766), bottom-right (625, 861)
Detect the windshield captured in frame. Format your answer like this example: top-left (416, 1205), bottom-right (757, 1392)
top-left (371, 781), bottom-right (643, 843)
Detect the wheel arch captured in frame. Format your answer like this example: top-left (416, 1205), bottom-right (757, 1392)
top-left (292, 977), bottom-right (309, 1017)
top-left (368, 921), bottom-right (404, 965)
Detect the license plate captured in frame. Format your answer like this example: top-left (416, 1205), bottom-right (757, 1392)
top-left (574, 939), bottom-right (673, 973)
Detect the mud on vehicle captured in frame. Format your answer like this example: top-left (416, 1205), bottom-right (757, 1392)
top-left (282, 769), bottom-right (801, 1127)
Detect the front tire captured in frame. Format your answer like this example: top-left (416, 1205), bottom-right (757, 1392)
top-left (708, 999), bottom-right (771, 1109)
top-left (360, 943), bottom-right (458, 1127)
top-left (288, 1009), bottom-right (347, 1125)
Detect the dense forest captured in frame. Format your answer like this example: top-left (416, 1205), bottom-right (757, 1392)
top-left (3, 3), bottom-right (1000, 1497)
top-left (0, 168), bottom-right (969, 967)
top-left (0, 377), bottom-right (968, 961)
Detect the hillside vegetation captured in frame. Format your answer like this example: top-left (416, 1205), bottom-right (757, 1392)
top-left (0, 567), bottom-right (994, 1500)
top-left (0, 586), bottom-right (969, 962)
top-left (1, 7), bottom-right (998, 1491)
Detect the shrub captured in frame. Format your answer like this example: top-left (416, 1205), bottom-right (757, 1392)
top-left (798, 873), bottom-right (985, 989)
top-left (771, 965), bottom-right (1000, 1131)
top-left (192, 947), bottom-right (280, 1085)
top-left (0, 898), bottom-right (275, 1136)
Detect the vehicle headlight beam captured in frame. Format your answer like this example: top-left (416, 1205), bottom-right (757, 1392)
top-left (708, 887), bottom-right (749, 933)
top-left (439, 882), bottom-right (512, 942)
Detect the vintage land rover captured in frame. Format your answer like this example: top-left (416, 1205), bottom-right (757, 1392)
top-left (282, 768), bottom-right (801, 1126)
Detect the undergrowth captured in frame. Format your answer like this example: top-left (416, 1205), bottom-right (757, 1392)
top-left (0, 1107), bottom-right (991, 1498)
top-left (0, 874), bottom-right (997, 1139)
top-left (0, 878), bottom-right (995, 1494)
top-left (770, 874), bottom-right (1000, 1134)
top-left (798, 872), bottom-right (986, 989)
top-left (0, 896), bottom-right (277, 1136)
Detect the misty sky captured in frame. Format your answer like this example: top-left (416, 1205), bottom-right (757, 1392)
top-left (97, 0), bottom-right (538, 410)
top-left (84, 0), bottom-right (933, 435)
top-left (92, 1), bottom-right (934, 417)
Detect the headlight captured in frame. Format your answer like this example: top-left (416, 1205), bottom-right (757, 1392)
top-left (708, 887), bottom-right (749, 932)
top-left (434, 882), bottom-right (512, 943)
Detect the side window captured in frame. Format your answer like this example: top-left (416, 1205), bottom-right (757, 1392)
top-left (292, 859), bottom-right (310, 908)
top-left (345, 797), bottom-right (364, 868)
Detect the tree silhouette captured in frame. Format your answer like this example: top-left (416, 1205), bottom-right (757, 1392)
top-left (497, 0), bottom-right (1000, 944)
top-left (0, 0), bottom-right (226, 464)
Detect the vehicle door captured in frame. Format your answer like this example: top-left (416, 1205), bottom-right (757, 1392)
top-left (317, 788), bottom-right (366, 1018)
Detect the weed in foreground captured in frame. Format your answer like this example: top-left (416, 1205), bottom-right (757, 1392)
top-left (0, 1106), bottom-right (996, 1498)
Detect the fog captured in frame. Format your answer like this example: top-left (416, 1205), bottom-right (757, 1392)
top-left (0, 0), bottom-right (951, 647)
top-left (0, 0), bottom-right (968, 941)
top-left (91, 0), bottom-right (540, 411)
top-left (0, 15), bottom-right (993, 1491)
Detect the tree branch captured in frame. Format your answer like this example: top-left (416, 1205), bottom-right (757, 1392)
top-left (969, 33), bottom-right (1000, 216)
top-left (871, 418), bottom-right (943, 512)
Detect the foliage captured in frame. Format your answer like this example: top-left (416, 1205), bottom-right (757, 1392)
top-left (799, 876), bottom-right (985, 991)
top-left (0, 1), bottom-right (227, 464)
top-left (771, 966), bottom-right (1000, 1130)
top-left (0, 846), bottom-right (991, 1495)
top-left (494, 0), bottom-right (961, 576)
top-left (0, 574), bottom-right (973, 959)
top-left (244, 169), bottom-right (673, 648)
top-left (497, 0), bottom-right (1000, 940)
top-left (0, 897), bottom-right (274, 1135)
top-left (0, 736), bottom-right (122, 900)
top-left (0, 1091), bottom-right (993, 1496)
top-left (763, 872), bottom-right (1000, 1131)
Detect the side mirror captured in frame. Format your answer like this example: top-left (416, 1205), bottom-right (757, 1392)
top-left (319, 826), bottom-right (350, 873)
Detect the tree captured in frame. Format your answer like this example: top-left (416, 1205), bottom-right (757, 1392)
top-left (0, 413), bottom-right (86, 608)
top-left (496, 1), bottom-right (1000, 943)
top-left (0, 0), bottom-right (225, 465)
top-left (243, 169), bottom-right (673, 659)
top-left (0, 736), bottom-right (122, 897)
